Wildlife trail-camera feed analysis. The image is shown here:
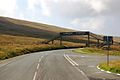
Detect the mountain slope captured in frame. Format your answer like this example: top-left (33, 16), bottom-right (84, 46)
top-left (0, 17), bottom-right (82, 60)
top-left (0, 17), bottom-right (73, 39)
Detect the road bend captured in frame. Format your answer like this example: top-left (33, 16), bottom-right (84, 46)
top-left (0, 49), bottom-right (120, 80)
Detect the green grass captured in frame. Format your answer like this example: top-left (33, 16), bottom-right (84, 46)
top-left (99, 60), bottom-right (120, 74)
top-left (73, 48), bottom-right (105, 55)
top-left (73, 48), bottom-right (120, 56)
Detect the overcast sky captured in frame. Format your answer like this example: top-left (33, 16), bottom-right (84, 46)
top-left (0, 0), bottom-right (120, 36)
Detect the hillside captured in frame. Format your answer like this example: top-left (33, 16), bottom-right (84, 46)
top-left (0, 17), bottom-right (73, 39)
top-left (0, 16), bottom-right (83, 60)
top-left (0, 16), bottom-right (119, 44)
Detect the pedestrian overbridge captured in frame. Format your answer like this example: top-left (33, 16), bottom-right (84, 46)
top-left (42, 31), bottom-right (105, 47)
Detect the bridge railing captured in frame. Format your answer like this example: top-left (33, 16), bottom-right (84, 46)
top-left (41, 31), bottom-right (119, 47)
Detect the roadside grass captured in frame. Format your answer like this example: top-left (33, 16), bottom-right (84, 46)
top-left (0, 34), bottom-right (83, 60)
top-left (0, 45), bottom-right (65, 60)
top-left (99, 60), bottom-right (120, 74)
top-left (73, 47), bottom-right (120, 56)
top-left (73, 48), bottom-right (106, 55)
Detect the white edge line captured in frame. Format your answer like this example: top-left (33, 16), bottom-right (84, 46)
top-left (117, 74), bottom-right (120, 76)
top-left (97, 65), bottom-right (120, 76)
top-left (81, 56), bottom-right (85, 57)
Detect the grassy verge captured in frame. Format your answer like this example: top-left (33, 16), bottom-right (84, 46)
top-left (73, 48), bottom-right (120, 56)
top-left (74, 48), bottom-right (120, 74)
top-left (0, 34), bottom-right (83, 60)
top-left (73, 48), bottom-right (105, 55)
top-left (99, 60), bottom-right (120, 74)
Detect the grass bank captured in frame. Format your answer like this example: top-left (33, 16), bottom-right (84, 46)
top-left (0, 45), bottom-right (65, 60)
top-left (99, 60), bottom-right (120, 74)
top-left (0, 34), bottom-right (83, 60)
top-left (73, 48), bottom-right (120, 56)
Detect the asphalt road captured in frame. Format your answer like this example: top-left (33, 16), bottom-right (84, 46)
top-left (0, 49), bottom-right (120, 80)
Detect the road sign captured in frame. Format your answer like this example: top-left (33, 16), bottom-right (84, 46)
top-left (103, 36), bottom-right (113, 45)
top-left (60, 32), bottom-right (89, 36)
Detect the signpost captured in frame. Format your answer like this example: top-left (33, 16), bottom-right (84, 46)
top-left (60, 32), bottom-right (89, 36)
top-left (103, 36), bottom-right (113, 66)
top-left (59, 31), bottom-right (90, 46)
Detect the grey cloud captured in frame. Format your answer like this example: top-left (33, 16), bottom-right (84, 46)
top-left (103, 0), bottom-right (120, 16)
top-left (26, 0), bottom-right (120, 36)
top-left (44, 0), bottom-right (98, 19)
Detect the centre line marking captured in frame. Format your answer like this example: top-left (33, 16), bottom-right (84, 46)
top-left (33, 56), bottom-right (43, 80)
top-left (39, 56), bottom-right (43, 62)
top-left (33, 71), bottom-right (37, 80)
top-left (37, 64), bottom-right (40, 70)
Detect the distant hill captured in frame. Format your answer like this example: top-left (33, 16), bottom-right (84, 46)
top-left (0, 16), bottom-right (119, 44)
top-left (0, 17), bottom-right (73, 39)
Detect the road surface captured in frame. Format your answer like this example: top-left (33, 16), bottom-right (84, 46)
top-left (0, 49), bottom-right (120, 80)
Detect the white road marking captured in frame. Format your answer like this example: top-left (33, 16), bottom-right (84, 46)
top-left (39, 56), bottom-right (43, 62)
top-left (66, 55), bottom-right (79, 66)
top-left (64, 54), bottom-right (75, 66)
top-left (81, 56), bottom-right (85, 57)
top-left (101, 69), bottom-right (105, 71)
top-left (97, 66), bottom-right (100, 69)
top-left (33, 56), bottom-right (43, 80)
top-left (64, 54), bottom-right (89, 80)
top-left (64, 54), bottom-right (79, 66)
top-left (106, 71), bottom-right (111, 73)
top-left (37, 64), bottom-right (40, 70)
top-left (75, 67), bottom-right (86, 76)
top-left (33, 71), bottom-right (37, 80)
top-left (97, 65), bottom-right (120, 76)
top-left (117, 74), bottom-right (120, 76)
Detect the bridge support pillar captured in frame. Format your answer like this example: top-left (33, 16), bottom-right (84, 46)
top-left (52, 40), bottom-right (54, 44)
top-left (87, 33), bottom-right (90, 47)
top-left (60, 36), bottom-right (62, 46)
top-left (97, 39), bottom-right (100, 47)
